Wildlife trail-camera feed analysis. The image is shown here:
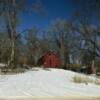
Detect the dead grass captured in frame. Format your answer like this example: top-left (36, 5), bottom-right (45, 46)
top-left (73, 74), bottom-right (100, 85)
top-left (94, 79), bottom-right (100, 85)
top-left (0, 67), bottom-right (26, 75)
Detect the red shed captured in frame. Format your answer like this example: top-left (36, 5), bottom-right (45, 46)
top-left (40, 51), bottom-right (61, 68)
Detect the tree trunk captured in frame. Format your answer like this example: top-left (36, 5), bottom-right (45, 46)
top-left (8, 39), bottom-right (15, 67)
top-left (91, 59), bottom-right (96, 74)
top-left (59, 42), bottom-right (65, 68)
top-left (91, 34), bottom-right (96, 74)
top-left (59, 42), bottom-right (70, 69)
top-left (3, 0), bottom-right (17, 67)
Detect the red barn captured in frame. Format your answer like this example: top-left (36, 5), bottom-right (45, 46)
top-left (38, 51), bottom-right (61, 68)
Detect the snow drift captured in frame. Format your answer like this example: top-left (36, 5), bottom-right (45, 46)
top-left (0, 68), bottom-right (100, 98)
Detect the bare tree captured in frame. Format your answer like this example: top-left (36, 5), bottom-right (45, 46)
top-left (0, 0), bottom-right (46, 67)
top-left (72, 0), bottom-right (100, 73)
top-left (24, 27), bottom-right (40, 66)
top-left (47, 19), bottom-right (74, 69)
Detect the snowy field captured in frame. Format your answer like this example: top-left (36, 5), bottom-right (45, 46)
top-left (0, 68), bottom-right (100, 100)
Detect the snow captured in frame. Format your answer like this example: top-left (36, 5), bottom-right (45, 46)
top-left (0, 68), bottom-right (100, 98)
top-left (0, 63), bottom-right (7, 67)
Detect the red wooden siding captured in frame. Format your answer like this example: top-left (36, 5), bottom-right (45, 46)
top-left (42, 51), bottom-right (61, 68)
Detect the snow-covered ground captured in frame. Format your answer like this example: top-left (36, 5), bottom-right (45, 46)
top-left (0, 68), bottom-right (100, 99)
top-left (0, 63), bottom-right (7, 67)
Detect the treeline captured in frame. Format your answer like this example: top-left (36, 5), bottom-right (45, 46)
top-left (0, 0), bottom-right (100, 72)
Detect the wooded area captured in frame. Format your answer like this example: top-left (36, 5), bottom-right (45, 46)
top-left (0, 0), bottom-right (100, 74)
